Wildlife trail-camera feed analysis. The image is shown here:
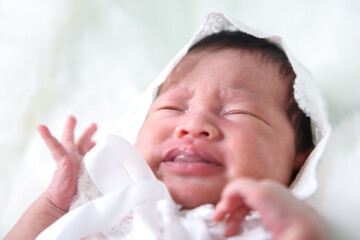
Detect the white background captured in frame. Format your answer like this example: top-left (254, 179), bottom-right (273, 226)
top-left (1, 0), bottom-right (359, 237)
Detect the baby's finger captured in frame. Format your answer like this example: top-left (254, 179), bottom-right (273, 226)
top-left (213, 189), bottom-right (245, 221)
top-left (212, 205), bottom-right (228, 222)
top-left (37, 125), bottom-right (68, 161)
top-left (224, 206), bottom-right (250, 237)
top-left (88, 141), bottom-right (96, 151)
top-left (61, 116), bottom-right (77, 152)
top-left (76, 123), bottom-right (97, 156)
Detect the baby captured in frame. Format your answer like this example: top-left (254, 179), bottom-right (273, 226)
top-left (6, 22), bottom-right (328, 240)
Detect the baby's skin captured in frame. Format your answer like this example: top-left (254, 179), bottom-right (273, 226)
top-left (5, 116), bottom-right (328, 239)
top-left (5, 116), bottom-right (96, 240)
top-left (5, 48), bottom-right (329, 239)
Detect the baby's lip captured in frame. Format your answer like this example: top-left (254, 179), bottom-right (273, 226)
top-left (163, 147), bottom-right (223, 167)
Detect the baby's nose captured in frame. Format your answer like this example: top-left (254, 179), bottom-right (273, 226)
top-left (174, 115), bottom-right (220, 140)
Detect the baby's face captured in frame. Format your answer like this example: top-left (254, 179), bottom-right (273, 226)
top-left (135, 48), bottom-right (300, 209)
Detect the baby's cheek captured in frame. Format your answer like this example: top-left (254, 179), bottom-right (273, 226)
top-left (134, 138), bottom-right (146, 157)
top-left (225, 136), bottom-right (269, 179)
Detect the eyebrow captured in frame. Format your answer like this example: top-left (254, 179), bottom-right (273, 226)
top-left (156, 79), bottom-right (183, 97)
top-left (157, 82), bottom-right (170, 96)
top-left (227, 80), bottom-right (247, 90)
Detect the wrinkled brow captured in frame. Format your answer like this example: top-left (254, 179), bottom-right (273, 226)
top-left (156, 78), bottom-right (179, 97)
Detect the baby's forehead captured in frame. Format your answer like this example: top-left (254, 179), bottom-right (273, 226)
top-left (159, 49), bottom-right (242, 94)
top-left (157, 48), bottom-right (289, 97)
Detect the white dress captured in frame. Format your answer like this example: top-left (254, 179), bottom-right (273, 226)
top-left (37, 135), bottom-right (272, 240)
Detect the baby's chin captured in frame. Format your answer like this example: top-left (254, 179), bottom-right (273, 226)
top-left (172, 193), bottom-right (218, 210)
top-left (164, 180), bottom-right (223, 209)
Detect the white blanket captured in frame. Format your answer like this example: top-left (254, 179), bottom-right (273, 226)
top-left (1, 1), bottom-right (360, 239)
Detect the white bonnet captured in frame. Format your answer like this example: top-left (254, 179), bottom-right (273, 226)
top-left (119, 12), bottom-right (331, 200)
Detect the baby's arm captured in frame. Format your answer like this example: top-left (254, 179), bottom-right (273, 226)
top-left (5, 116), bottom-right (97, 240)
top-left (213, 179), bottom-right (329, 240)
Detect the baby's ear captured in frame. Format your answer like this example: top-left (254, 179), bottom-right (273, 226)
top-left (293, 147), bottom-right (314, 173)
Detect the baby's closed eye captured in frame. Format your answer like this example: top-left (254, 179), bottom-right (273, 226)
top-left (150, 104), bottom-right (187, 118)
top-left (222, 109), bottom-right (269, 126)
top-left (158, 106), bottom-right (186, 112)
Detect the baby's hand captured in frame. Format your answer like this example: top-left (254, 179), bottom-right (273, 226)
top-left (213, 179), bottom-right (328, 240)
top-left (37, 116), bottom-right (97, 211)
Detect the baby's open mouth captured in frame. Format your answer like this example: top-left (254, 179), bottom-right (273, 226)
top-left (163, 148), bottom-right (223, 175)
top-left (169, 153), bottom-right (221, 165)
